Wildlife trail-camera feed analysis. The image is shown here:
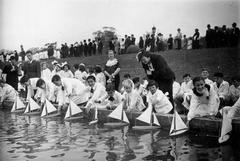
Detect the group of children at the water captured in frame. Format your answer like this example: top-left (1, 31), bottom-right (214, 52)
top-left (0, 51), bottom-right (239, 143)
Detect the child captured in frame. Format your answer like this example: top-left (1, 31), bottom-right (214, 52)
top-left (20, 75), bottom-right (40, 101)
top-left (0, 79), bottom-right (17, 109)
top-left (61, 62), bottom-right (74, 78)
top-left (187, 76), bottom-right (219, 121)
top-left (73, 64), bottom-right (81, 79)
top-left (41, 62), bottom-right (52, 81)
top-left (146, 80), bottom-right (173, 114)
top-left (180, 74), bottom-right (194, 109)
top-left (120, 73), bottom-right (134, 94)
top-left (228, 76), bottom-right (240, 105)
top-left (96, 83), bottom-right (123, 110)
top-left (122, 79), bottom-right (145, 112)
top-left (85, 75), bottom-right (107, 111)
top-left (132, 77), bottom-right (145, 96)
top-left (77, 63), bottom-right (88, 83)
top-left (51, 75), bottom-right (88, 113)
top-left (36, 78), bottom-right (56, 105)
top-left (213, 72), bottom-right (229, 107)
top-left (51, 63), bottom-right (62, 77)
top-left (201, 68), bottom-right (213, 85)
top-left (95, 65), bottom-right (106, 87)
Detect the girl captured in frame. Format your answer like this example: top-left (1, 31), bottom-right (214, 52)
top-left (60, 62), bottom-right (74, 78)
top-left (95, 65), bottom-right (106, 87)
top-left (146, 80), bottom-right (173, 114)
top-left (77, 63), bottom-right (88, 83)
top-left (122, 79), bottom-right (145, 112)
top-left (41, 62), bottom-right (52, 81)
top-left (187, 76), bottom-right (220, 121)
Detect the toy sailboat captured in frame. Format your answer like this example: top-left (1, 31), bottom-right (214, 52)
top-left (11, 96), bottom-right (26, 113)
top-left (132, 104), bottom-right (161, 130)
top-left (64, 100), bottom-right (83, 120)
top-left (169, 109), bottom-right (188, 136)
top-left (24, 98), bottom-right (41, 115)
top-left (41, 99), bottom-right (59, 118)
top-left (218, 109), bottom-right (232, 143)
top-left (89, 105), bottom-right (98, 125)
top-left (104, 103), bottom-right (129, 127)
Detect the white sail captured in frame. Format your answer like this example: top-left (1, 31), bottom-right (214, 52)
top-left (29, 98), bottom-right (41, 111)
top-left (108, 103), bottom-right (123, 121)
top-left (41, 104), bottom-right (47, 117)
top-left (170, 110), bottom-right (188, 136)
top-left (70, 100), bottom-right (82, 116)
top-left (122, 111), bottom-right (129, 123)
top-left (16, 97), bottom-right (25, 110)
top-left (64, 100), bottom-right (82, 119)
top-left (64, 104), bottom-right (71, 119)
top-left (24, 103), bottom-right (30, 114)
top-left (136, 104), bottom-right (152, 124)
top-left (218, 109), bottom-right (232, 143)
top-left (153, 113), bottom-right (161, 126)
top-left (45, 99), bottom-right (57, 114)
top-left (11, 102), bottom-right (16, 112)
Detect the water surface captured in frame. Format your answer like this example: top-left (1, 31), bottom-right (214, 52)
top-left (0, 111), bottom-right (239, 161)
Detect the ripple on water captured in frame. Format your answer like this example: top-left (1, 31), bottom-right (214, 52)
top-left (0, 110), bottom-right (239, 161)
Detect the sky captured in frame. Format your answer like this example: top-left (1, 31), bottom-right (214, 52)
top-left (0, 0), bottom-right (239, 50)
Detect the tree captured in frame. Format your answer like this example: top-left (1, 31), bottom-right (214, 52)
top-left (93, 26), bottom-right (117, 51)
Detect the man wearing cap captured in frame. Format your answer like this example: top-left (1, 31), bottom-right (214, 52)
top-left (2, 56), bottom-right (21, 90)
top-left (22, 51), bottom-right (41, 78)
top-left (137, 51), bottom-right (175, 105)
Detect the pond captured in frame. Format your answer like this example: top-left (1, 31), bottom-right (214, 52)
top-left (0, 111), bottom-right (239, 161)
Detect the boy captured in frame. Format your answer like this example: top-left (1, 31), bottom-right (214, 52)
top-left (201, 68), bottom-right (213, 85)
top-left (20, 75), bottom-right (40, 101)
top-left (36, 78), bottom-right (56, 105)
top-left (228, 76), bottom-right (240, 105)
top-left (146, 80), bottom-right (173, 114)
top-left (84, 75), bottom-right (107, 111)
top-left (95, 83), bottom-right (123, 110)
top-left (213, 72), bottom-right (229, 107)
top-left (51, 75), bottom-right (88, 113)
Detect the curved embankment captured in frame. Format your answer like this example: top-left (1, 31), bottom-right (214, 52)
top-left (48, 47), bottom-right (240, 82)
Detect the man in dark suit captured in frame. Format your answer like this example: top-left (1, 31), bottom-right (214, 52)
top-left (2, 56), bottom-right (21, 90)
top-left (22, 51), bottom-right (41, 78)
top-left (137, 51), bottom-right (175, 105)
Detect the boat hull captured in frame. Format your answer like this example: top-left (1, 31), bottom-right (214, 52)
top-left (132, 125), bottom-right (161, 130)
top-left (65, 116), bottom-right (84, 121)
top-left (85, 108), bottom-right (240, 135)
top-left (104, 122), bottom-right (129, 127)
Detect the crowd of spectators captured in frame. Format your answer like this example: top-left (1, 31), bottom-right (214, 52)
top-left (0, 22), bottom-right (239, 63)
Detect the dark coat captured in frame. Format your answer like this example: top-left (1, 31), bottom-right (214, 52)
top-left (23, 60), bottom-right (41, 78)
top-left (142, 54), bottom-right (175, 82)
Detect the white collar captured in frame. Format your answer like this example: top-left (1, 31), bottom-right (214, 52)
top-left (106, 58), bottom-right (118, 66)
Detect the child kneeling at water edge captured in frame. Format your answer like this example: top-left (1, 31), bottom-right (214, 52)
top-left (187, 76), bottom-right (219, 121)
top-left (146, 80), bottom-right (173, 114)
top-left (94, 83), bottom-right (123, 110)
top-left (122, 79), bottom-right (146, 112)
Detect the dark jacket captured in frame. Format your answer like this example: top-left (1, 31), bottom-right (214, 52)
top-left (142, 54), bottom-right (175, 82)
top-left (23, 60), bottom-right (41, 78)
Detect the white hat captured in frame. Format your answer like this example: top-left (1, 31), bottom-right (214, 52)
top-left (52, 60), bottom-right (58, 65)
